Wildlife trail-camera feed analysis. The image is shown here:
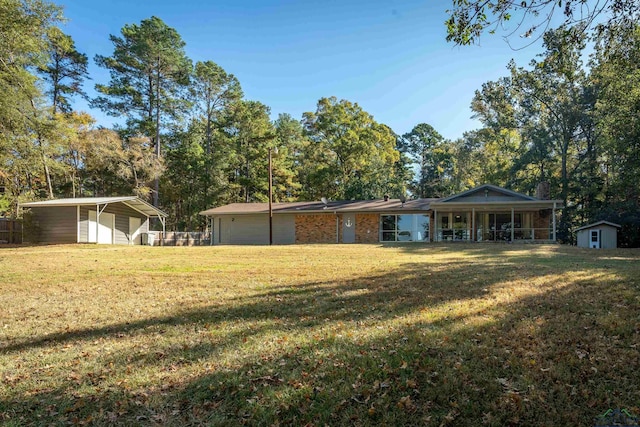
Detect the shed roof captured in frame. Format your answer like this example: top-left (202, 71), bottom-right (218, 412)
top-left (20, 196), bottom-right (168, 218)
top-left (575, 220), bottom-right (622, 232)
top-left (200, 198), bottom-right (436, 216)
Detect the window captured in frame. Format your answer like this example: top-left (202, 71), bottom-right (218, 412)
top-left (591, 230), bottom-right (599, 242)
top-left (380, 214), bottom-right (430, 242)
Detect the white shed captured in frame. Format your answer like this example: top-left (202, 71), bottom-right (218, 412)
top-left (576, 221), bottom-right (620, 249)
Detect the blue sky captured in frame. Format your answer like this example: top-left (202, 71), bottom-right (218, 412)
top-left (59, 0), bottom-right (548, 140)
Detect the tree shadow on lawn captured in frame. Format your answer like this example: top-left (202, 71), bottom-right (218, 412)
top-left (1, 257), bottom-right (511, 355)
top-left (2, 251), bottom-right (640, 425)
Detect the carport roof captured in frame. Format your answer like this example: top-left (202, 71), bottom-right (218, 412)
top-left (20, 196), bottom-right (168, 218)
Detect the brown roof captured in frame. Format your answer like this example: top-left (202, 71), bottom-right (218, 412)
top-left (200, 199), bottom-right (436, 216)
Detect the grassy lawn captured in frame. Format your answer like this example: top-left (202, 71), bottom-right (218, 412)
top-left (1, 243), bottom-right (639, 426)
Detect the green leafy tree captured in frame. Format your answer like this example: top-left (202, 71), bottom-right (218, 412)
top-left (272, 113), bottom-right (304, 201)
top-left (510, 28), bottom-right (589, 238)
top-left (92, 16), bottom-right (192, 206)
top-left (38, 27), bottom-right (89, 114)
top-left (590, 22), bottom-right (640, 245)
top-left (445, 0), bottom-right (639, 46)
top-left (161, 128), bottom-right (208, 230)
top-left (190, 61), bottom-right (242, 206)
top-left (401, 123), bottom-right (455, 198)
top-left (223, 100), bottom-right (275, 203)
top-left (0, 0), bottom-right (62, 212)
top-left (300, 97), bottom-right (400, 200)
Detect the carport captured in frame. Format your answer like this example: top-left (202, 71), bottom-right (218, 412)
top-left (20, 196), bottom-right (167, 245)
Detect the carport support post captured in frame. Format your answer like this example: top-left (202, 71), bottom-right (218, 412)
top-left (159, 215), bottom-right (166, 246)
top-left (95, 204), bottom-right (100, 244)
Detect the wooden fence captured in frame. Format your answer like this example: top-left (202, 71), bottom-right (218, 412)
top-left (158, 231), bottom-right (210, 246)
top-left (0, 219), bottom-right (23, 244)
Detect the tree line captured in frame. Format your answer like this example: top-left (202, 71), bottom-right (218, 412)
top-left (2, 0), bottom-right (640, 245)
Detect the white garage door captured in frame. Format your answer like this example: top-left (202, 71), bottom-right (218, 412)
top-left (88, 211), bottom-right (115, 244)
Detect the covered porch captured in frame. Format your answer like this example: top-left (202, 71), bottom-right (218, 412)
top-left (432, 207), bottom-right (558, 242)
top-left (429, 184), bottom-right (562, 243)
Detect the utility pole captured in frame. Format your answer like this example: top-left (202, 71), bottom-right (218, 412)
top-left (268, 147), bottom-right (274, 245)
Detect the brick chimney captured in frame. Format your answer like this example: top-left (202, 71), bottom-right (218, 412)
top-left (535, 182), bottom-right (550, 200)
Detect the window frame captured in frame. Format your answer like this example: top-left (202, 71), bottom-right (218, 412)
top-left (379, 214), bottom-right (430, 243)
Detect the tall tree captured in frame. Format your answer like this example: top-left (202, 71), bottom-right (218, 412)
top-left (272, 113), bottom-right (304, 201)
top-left (510, 27), bottom-right (588, 238)
top-left (401, 123), bottom-right (454, 198)
top-left (0, 0), bottom-right (61, 130)
top-left (590, 22), bottom-right (640, 245)
top-left (224, 100), bottom-right (275, 203)
top-left (190, 60), bottom-right (242, 207)
top-left (300, 97), bottom-right (400, 200)
top-left (92, 16), bottom-right (192, 206)
top-left (38, 27), bottom-right (89, 114)
top-left (0, 0), bottom-right (62, 213)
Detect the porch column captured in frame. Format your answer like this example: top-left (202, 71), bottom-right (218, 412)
top-left (210, 217), bottom-right (214, 245)
top-left (511, 208), bottom-right (515, 242)
top-left (472, 208), bottom-right (475, 242)
top-left (434, 209), bottom-right (438, 242)
top-left (552, 202), bottom-right (557, 241)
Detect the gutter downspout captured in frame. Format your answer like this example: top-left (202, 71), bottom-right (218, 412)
top-left (335, 212), bottom-right (339, 243)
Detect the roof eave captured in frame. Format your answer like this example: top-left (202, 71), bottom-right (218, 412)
top-left (430, 200), bottom-right (563, 208)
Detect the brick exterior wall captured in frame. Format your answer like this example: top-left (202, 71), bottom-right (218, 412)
top-left (295, 214), bottom-right (337, 244)
top-left (355, 214), bottom-right (379, 243)
top-left (533, 210), bottom-right (551, 239)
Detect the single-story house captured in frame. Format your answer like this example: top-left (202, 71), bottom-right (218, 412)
top-left (20, 196), bottom-right (167, 245)
top-left (200, 184), bottom-right (562, 245)
top-left (575, 220), bottom-right (620, 249)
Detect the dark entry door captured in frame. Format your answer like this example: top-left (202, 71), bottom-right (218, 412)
top-left (342, 214), bottom-right (355, 243)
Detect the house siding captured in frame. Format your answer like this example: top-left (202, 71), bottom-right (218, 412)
top-left (79, 203), bottom-right (149, 244)
top-left (29, 206), bottom-right (77, 244)
top-left (577, 225), bottom-right (618, 249)
top-left (218, 214), bottom-right (269, 245)
top-left (448, 190), bottom-right (531, 203)
top-left (295, 214), bottom-right (336, 244)
top-left (601, 226), bottom-right (618, 249)
top-left (273, 215), bottom-right (295, 244)
top-left (211, 214), bottom-right (295, 245)
top-left (576, 229), bottom-right (588, 248)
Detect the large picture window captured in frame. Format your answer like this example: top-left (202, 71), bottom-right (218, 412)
top-left (380, 214), bottom-right (430, 242)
